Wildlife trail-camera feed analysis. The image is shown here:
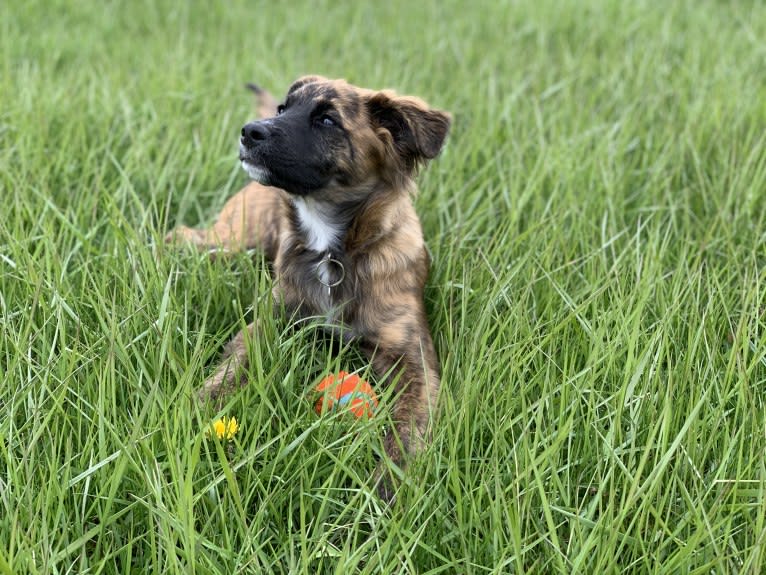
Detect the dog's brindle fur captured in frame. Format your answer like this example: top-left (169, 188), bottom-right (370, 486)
top-left (167, 76), bottom-right (450, 498)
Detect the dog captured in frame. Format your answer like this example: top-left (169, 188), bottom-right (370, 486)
top-left (166, 76), bottom-right (451, 499)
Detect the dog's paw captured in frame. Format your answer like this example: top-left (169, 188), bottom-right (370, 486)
top-left (373, 460), bottom-right (400, 504)
top-left (197, 354), bottom-right (251, 406)
top-left (164, 228), bottom-right (232, 262)
top-left (195, 376), bottom-right (230, 411)
top-left (164, 226), bottom-right (204, 245)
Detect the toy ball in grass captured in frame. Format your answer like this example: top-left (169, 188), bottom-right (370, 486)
top-left (314, 371), bottom-right (378, 418)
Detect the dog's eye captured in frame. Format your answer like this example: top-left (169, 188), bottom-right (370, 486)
top-left (317, 114), bottom-right (337, 128)
top-left (276, 104), bottom-right (286, 115)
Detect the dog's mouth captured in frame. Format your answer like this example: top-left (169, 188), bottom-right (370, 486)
top-left (239, 147), bottom-right (272, 185)
top-left (240, 160), bottom-right (271, 184)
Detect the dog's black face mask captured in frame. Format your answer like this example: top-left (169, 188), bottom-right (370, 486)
top-left (239, 76), bottom-right (451, 198)
top-left (239, 88), bottom-right (355, 196)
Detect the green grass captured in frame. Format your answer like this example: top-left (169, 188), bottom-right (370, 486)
top-left (2, 0), bottom-right (766, 572)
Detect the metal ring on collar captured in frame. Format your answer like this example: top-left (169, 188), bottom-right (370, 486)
top-left (316, 256), bottom-right (345, 289)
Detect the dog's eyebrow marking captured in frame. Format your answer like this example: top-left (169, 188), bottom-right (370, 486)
top-left (286, 82), bottom-right (340, 106)
top-left (292, 197), bottom-right (344, 253)
top-left (311, 101), bottom-right (336, 115)
top-left (311, 101), bottom-right (347, 127)
top-left (316, 86), bottom-right (339, 101)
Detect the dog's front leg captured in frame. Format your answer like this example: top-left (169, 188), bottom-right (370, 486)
top-left (199, 321), bottom-right (259, 400)
top-left (361, 301), bottom-right (441, 499)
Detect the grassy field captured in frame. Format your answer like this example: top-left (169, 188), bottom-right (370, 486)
top-left (2, 0), bottom-right (766, 572)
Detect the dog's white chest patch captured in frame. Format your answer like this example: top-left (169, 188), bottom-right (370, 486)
top-left (293, 197), bottom-right (343, 253)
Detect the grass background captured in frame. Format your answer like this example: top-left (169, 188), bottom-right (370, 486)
top-left (2, 0), bottom-right (766, 572)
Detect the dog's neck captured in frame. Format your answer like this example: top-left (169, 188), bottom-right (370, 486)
top-left (291, 196), bottom-right (352, 254)
top-left (291, 183), bottom-right (414, 255)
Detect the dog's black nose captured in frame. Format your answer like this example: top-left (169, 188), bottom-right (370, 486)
top-left (241, 122), bottom-right (270, 146)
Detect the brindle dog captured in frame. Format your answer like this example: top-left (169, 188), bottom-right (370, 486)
top-left (167, 76), bottom-right (450, 499)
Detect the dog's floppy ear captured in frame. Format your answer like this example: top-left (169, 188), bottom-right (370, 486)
top-left (367, 91), bottom-right (451, 170)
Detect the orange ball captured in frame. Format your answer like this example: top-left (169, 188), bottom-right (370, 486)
top-left (314, 371), bottom-right (378, 418)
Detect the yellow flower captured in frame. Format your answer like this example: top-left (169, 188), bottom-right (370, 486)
top-left (207, 416), bottom-right (239, 440)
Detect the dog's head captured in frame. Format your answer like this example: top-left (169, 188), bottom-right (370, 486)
top-left (239, 76), bottom-right (451, 197)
